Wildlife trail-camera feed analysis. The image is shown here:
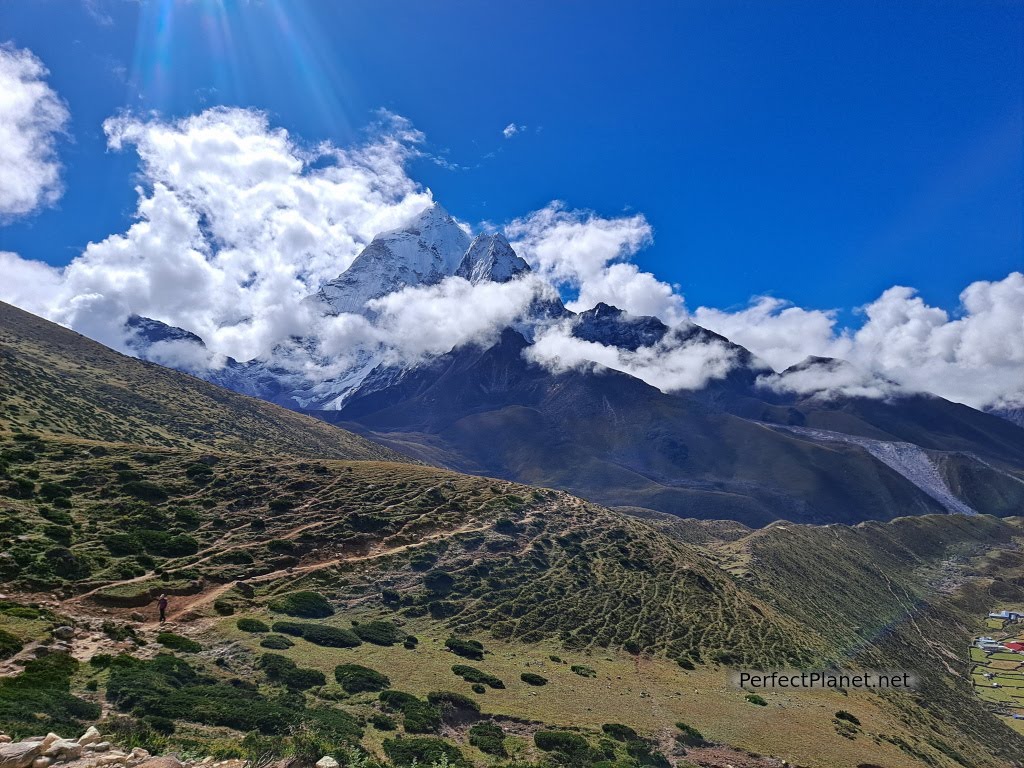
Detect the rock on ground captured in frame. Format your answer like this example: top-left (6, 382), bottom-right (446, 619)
top-left (0, 741), bottom-right (44, 768)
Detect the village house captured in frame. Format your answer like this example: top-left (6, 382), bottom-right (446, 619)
top-left (989, 609), bottom-right (1024, 621)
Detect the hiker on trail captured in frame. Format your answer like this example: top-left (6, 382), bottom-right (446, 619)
top-left (158, 594), bottom-right (168, 623)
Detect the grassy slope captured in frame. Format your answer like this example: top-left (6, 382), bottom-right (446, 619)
top-left (1, 303), bottom-right (1023, 766)
top-left (734, 515), bottom-right (1024, 767)
top-left (2, 432), bottom-right (1022, 766)
top-left (0, 301), bottom-right (402, 461)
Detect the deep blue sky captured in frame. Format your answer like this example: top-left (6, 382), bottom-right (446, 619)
top-left (0, 0), bottom-right (1021, 317)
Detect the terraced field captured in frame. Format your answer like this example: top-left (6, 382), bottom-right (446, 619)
top-left (969, 611), bottom-right (1024, 736)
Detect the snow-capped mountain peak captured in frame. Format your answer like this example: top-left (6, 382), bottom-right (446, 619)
top-left (313, 201), bottom-right (472, 315)
top-left (455, 233), bottom-right (531, 284)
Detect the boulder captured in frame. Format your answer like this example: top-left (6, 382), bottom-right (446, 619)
top-left (133, 758), bottom-right (181, 768)
top-left (92, 743), bottom-right (111, 754)
top-left (127, 750), bottom-right (149, 761)
top-left (0, 741), bottom-right (44, 768)
top-left (0, 738), bottom-right (10, 745)
top-left (30, 758), bottom-right (51, 768)
top-left (94, 756), bottom-right (127, 767)
top-left (43, 739), bottom-right (82, 761)
top-left (78, 728), bottom-right (101, 748)
top-left (38, 737), bottom-right (59, 754)
top-left (51, 627), bottom-right (74, 641)
top-left (314, 758), bottom-right (338, 768)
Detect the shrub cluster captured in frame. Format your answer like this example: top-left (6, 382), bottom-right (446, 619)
top-left (334, 663), bottom-right (390, 693)
top-left (601, 723), bottom-right (638, 742)
top-left (520, 672), bottom-right (547, 686)
top-left (351, 620), bottom-right (402, 646)
top-left (835, 710), bottom-right (861, 726)
top-left (379, 690), bottom-right (441, 733)
top-left (426, 690), bottom-right (480, 715)
top-left (269, 591), bottom-right (334, 618)
top-left (269, 621), bottom-right (362, 648)
top-left (534, 730), bottom-right (590, 756)
top-left (0, 629), bottom-right (23, 660)
top-left (259, 634), bottom-right (294, 650)
top-left (451, 664), bottom-right (504, 689)
top-left (236, 618), bottom-right (269, 633)
top-left (156, 632), bottom-right (201, 653)
top-left (105, 654), bottom-right (359, 741)
top-left (674, 721), bottom-right (705, 747)
top-left (382, 737), bottom-right (467, 768)
top-left (259, 653), bottom-right (326, 690)
top-left (0, 654), bottom-right (101, 738)
top-left (444, 636), bottom-right (484, 660)
top-left (468, 722), bottom-right (507, 756)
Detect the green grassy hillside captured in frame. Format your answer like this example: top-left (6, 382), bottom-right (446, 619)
top-left (1, 303), bottom-right (1023, 768)
top-left (0, 301), bottom-right (402, 460)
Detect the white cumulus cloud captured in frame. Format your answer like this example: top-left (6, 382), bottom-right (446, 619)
top-left (0, 44), bottom-right (69, 219)
top-left (505, 202), bottom-right (686, 323)
top-left (0, 75), bottom-right (1022, 413)
top-left (502, 123), bottom-right (525, 138)
top-left (3, 107), bottom-right (433, 359)
top-left (525, 320), bottom-right (740, 392)
top-left (696, 274), bottom-right (1024, 409)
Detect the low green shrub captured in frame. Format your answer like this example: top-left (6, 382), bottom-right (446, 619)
top-left (352, 620), bottom-right (403, 646)
top-left (259, 653), bottom-right (326, 690)
top-left (0, 654), bottom-right (101, 738)
top-left (625, 739), bottom-right (670, 768)
top-left (534, 730), bottom-right (589, 755)
top-left (270, 620), bottom-right (306, 636)
top-left (269, 591), bottom-right (333, 618)
top-left (136, 530), bottom-right (198, 557)
top-left (121, 481), bottom-right (169, 503)
top-left (674, 721), bottom-right (704, 747)
top-left (424, 570), bottom-right (455, 594)
top-left (572, 664), bottom-right (597, 678)
top-left (445, 636), bottom-right (484, 660)
top-left (369, 712), bottom-right (396, 730)
top-left (334, 664), bottom-right (390, 693)
top-left (835, 710), bottom-right (860, 726)
top-left (451, 664), bottom-right (504, 689)
top-left (301, 624), bottom-right (361, 648)
top-left (156, 632), bottom-right (201, 653)
top-left (602, 723), bottom-right (638, 742)
top-left (382, 737), bottom-right (467, 768)
top-left (520, 672), bottom-right (547, 686)
top-left (259, 634), bottom-right (294, 650)
top-left (379, 690), bottom-right (441, 733)
top-left (427, 690), bottom-right (480, 715)
top-left (745, 694), bottom-right (767, 706)
top-left (236, 618), bottom-right (269, 633)
top-left (0, 629), bottom-right (23, 660)
top-left (105, 654), bottom-right (359, 741)
top-left (468, 722), bottom-right (507, 756)
top-left (213, 599), bottom-right (235, 616)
